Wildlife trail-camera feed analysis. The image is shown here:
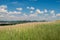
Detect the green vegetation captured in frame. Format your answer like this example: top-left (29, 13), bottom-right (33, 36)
top-left (0, 21), bottom-right (60, 40)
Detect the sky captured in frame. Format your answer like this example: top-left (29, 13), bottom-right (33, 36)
top-left (0, 0), bottom-right (60, 21)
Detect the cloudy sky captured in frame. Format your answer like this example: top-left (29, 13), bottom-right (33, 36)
top-left (0, 0), bottom-right (60, 21)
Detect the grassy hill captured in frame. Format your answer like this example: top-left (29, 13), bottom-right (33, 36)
top-left (0, 21), bottom-right (60, 40)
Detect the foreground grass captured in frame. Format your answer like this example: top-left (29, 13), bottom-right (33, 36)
top-left (0, 21), bottom-right (60, 40)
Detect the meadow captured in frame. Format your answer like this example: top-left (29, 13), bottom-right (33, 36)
top-left (0, 21), bottom-right (60, 40)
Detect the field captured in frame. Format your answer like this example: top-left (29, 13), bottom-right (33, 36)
top-left (0, 21), bottom-right (60, 40)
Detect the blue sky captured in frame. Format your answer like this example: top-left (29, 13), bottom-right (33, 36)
top-left (0, 0), bottom-right (60, 21)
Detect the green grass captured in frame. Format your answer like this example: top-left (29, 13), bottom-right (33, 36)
top-left (0, 21), bottom-right (60, 40)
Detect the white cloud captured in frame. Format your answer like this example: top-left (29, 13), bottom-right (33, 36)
top-left (0, 9), bottom-right (7, 13)
top-left (36, 9), bottom-right (44, 14)
top-left (44, 14), bottom-right (49, 16)
top-left (0, 5), bottom-right (7, 13)
top-left (27, 6), bottom-right (35, 10)
top-left (29, 14), bottom-right (37, 17)
top-left (0, 15), bottom-right (4, 17)
top-left (36, 9), bottom-right (40, 13)
top-left (40, 11), bottom-right (44, 14)
top-left (30, 11), bottom-right (33, 13)
top-left (9, 15), bottom-right (16, 18)
top-left (30, 7), bottom-right (35, 10)
top-left (50, 10), bottom-right (56, 18)
top-left (16, 8), bottom-right (22, 11)
top-left (8, 11), bottom-right (21, 14)
top-left (44, 9), bottom-right (48, 13)
top-left (27, 7), bottom-right (30, 9)
top-left (0, 5), bottom-right (7, 9)
top-left (0, 5), bottom-right (59, 21)
top-left (56, 14), bottom-right (60, 16)
top-left (50, 10), bottom-right (55, 14)
top-left (23, 13), bottom-right (28, 17)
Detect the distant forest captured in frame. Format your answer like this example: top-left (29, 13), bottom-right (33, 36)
top-left (0, 20), bottom-right (47, 26)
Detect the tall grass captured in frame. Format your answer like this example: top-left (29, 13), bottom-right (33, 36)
top-left (0, 21), bottom-right (60, 40)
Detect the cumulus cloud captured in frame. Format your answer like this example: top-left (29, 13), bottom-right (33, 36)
top-left (0, 5), bottom-right (22, 21)
top-left (23, 13), bottom-right (28, 17)
top-left (49, 10), bottom-right (56, 18)
top-left (50, 10), bottom-right (55, 14)
top-left (30, 11), bottom-right (33, 13)
top-left (30, 7), bottom-right (35, 10)
top-left (0, 9), bottom-right (8, 13)
top-left (27, 6), bottom-right (35, 10)
top-left (27, 6), bottom-right (30, 9)
top-left (44, 9), bottom-right (48, 13)
top-left (16, 8), bottom-right (22, 11)
top-left (36, 9), bottom-right (44, 14)
top-left (8, 11), bottom-right (21, 14)
top-left (0, 15), bottom-right (4, 17)
top-left (0, 5), bottom-right (7, 13)
top-left (0, 9), bottom-right (7, 13)
top-left (29, 14), bottom-right (37, 17)
top-left (0, 5), bottom-right (59, 21)
top-left (56, 13), bottom-right (60, 16)
top-left (9, 15), bottom-right (16, 18)
top-left (0, 5), bottom-right (7, 9)
top-left (36, 9), bottom-right (40, 13)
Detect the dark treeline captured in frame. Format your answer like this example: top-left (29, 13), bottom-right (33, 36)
top-left (0, 20), bottom-right (47, 26)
